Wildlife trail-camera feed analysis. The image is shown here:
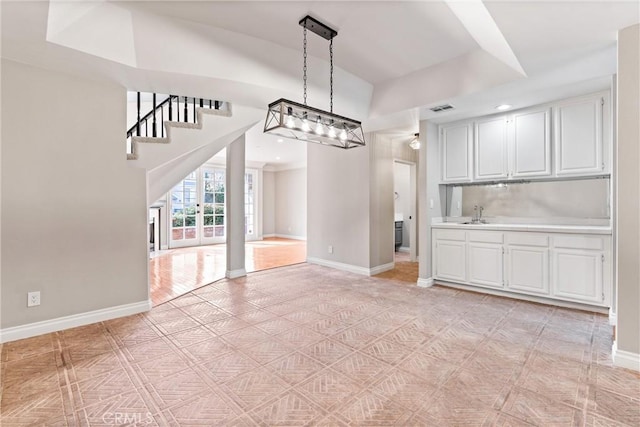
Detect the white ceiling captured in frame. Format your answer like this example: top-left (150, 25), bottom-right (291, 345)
top-left (2, 0), bottom-right (638, 159)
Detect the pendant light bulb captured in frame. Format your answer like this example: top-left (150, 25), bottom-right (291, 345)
top-left (315, 116), bottom-right (324, 135)
top-left (339, 127), bottom-right (348, 141)
top-left (285, 107), bottom-right (295, 128)
top-left (328, 124), bottom-right (337, 138)
top-left (301, 113), bottom-right (310, 132)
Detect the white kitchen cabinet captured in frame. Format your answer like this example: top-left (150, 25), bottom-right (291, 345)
top-left (554, 94), bottom-right (605, 176)
top-left (468, 243), bottom-right (504, 289)
top-left (431, 227), bottom-right (611, 309)
top-left (510, 107), bottom-right (551, 178)
top-left (474, 116), bottom-right (508, 180)
top-left (441, 123), bottom-right (472, 183)
top-left (551, 235), bottom-right (605, 304)
top-left (433, 229), bottom-right (466, 282)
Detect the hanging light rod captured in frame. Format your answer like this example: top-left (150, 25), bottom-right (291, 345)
top-left (264, 14), bottom-right (365, 149)
top-left (299, 15), bottom-right (337, 40)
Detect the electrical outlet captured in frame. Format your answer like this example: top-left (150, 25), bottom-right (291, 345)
top-left (328, 245), bottom-right (333, 254)
top-left (27, 291), bottom-right (41, 307)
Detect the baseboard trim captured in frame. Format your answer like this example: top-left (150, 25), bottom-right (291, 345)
top-left (226, 268), bottom-right (247, 279)
top-left (263, 234), bottom-right (276, 238)
top-left (397, 247), bottom-right (410, 253)
top-left (369, 262), bottom-right (395, 275)
top-left (417, 277), bottom-right (434, 288)
top-left (612, 341), bottom-right (640, 371)
top-left (434, 280), bottom-right (609, 314)
top-left (0, 300), bottom-right (151, 344)
top-left (274, 234), bottom-right (307, 241)
top-left (307, 257), bottom-right (369, 275)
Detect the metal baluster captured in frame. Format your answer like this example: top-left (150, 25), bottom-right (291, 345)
top-left (199, 98), bottom-right (204, 108)
top-left (136, 92), bottom-right (141, 137)
top-left (145, 119), bottom-right (148, 137)
top-left (183, 97), bottom-right (188, 123)
top-left (209, 99), bottom-right (212, 109)
top-left (168, 95), bottom-right (173, 121)
top-left (215, 101), bottom-right (220, 110)
top-left (152, 93), bottom-right (157, 137)
top-left (160, 105), bottom-right (164, 138)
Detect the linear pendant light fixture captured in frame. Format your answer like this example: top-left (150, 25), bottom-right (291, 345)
top-left (263, 15), bottom-right (365, 149)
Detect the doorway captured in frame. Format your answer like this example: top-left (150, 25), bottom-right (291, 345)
top-left (168, 167), bottom-right (259, 248)
top-left (393, 160), bottom-right (417, 262)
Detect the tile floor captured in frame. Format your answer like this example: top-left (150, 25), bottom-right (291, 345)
top-left (150, 238), bottom-right (306, 305)
top-left (2, 263), bottom-right (639, 426)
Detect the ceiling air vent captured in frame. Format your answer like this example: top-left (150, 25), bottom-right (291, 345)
top-left (430, 104), bottom-right (455, 113)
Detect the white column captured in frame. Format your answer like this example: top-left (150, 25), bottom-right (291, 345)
top-left (225, 135), bottom-right (246, 279)
top-left (614, 23), bottom-right (640, 371)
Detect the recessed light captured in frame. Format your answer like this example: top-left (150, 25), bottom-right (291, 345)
top-left (496, 104), bottom-right (512, 111)
top-left (277, 138), bottom-right (283, 143)
top-left (276, 156), bottom-right (281, 160)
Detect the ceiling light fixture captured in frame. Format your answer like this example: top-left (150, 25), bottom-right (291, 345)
top-left (496, 104), bottom-right (512, 111)
top-left (263, 15), bottom-right (365, 149)
top-left (409, 133), bottom-right (421, 150)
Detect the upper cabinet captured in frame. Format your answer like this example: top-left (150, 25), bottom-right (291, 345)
top-left (441, 123), bottom-right (472, 183)
top-left (554, 94), bottom-right (605, 176)
top-left (439, 91), bottom-right (610, 184)
top-left (510, 107), bottom-right (551, 178)
top-left (474, 116), bottom-right (508, 180)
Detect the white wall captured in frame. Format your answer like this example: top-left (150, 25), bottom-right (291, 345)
top-left (369, 133), bottom-right (395, 269)
top-left (394, 162), bottom-right (411, 248)
top-left (615, 23), bottom-right (640, 363)
top-left (274, 168), bottom-right (306, 239)
top-left (262, 171), bottom-right (275, 236)
top-left (307, 142), bottom-right (371, 269)
top-left (1, 60), bottom-right (149, 332)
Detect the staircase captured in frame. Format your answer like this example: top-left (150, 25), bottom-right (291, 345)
top-left (126, 92), bottom-right (263, 206)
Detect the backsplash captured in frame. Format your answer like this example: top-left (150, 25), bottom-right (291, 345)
top-left (446, 178), bottom-right (610, 219)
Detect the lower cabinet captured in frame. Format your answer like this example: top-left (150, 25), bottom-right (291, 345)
top-left (505, 233), bottom-right (550, 296)
top-left (432, 228), bottom-right (610, 308)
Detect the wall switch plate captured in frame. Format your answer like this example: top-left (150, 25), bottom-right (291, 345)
top-left (429, 199), bottom-right (434, 209)
top-left (328, 245), bottom-right (333, 254)
top-left (28, 291), bottom-right (41, 307)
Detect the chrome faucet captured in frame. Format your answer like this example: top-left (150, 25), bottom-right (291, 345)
top-left (472, 205), bottom-right (485, 223)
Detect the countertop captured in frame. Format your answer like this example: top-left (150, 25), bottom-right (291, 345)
top-left (431, 221), bottom-right (612, 235)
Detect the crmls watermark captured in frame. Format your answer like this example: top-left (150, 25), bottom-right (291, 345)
top-left (101, 412), bottom-right (154, 425)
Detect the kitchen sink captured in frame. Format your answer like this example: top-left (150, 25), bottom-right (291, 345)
top-left (461, 221), bottom-right (488, 225)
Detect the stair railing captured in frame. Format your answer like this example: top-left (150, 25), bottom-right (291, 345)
top-left (127, 92), bottom-right (224, 140)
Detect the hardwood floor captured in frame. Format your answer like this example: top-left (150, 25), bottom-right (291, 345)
top-left (150, 238), bottom-right (306, 306)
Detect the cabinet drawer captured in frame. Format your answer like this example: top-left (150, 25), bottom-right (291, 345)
top-left (553, 235), bottom-right (604, 251)
top-left (506, 233), bottom-right (549, 247)
top-left (469, 231), bottom-right (503, 244)
top-left (434, 229), bottom-right (466, 241)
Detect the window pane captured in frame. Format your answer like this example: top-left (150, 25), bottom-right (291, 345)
top-left (185, 215), bottom-right (196, 226)
top-left (215, 226), bottom-right (224, 237)
top-left (204, 215), bottom-right (214, 226)
top-left (204, 193), bottom-right (213, 203)
top-left (215, 215), bottom-right (224, 225)
top-left (185, 228), bottom-right (196, 239)
top-left (172, 215), bottom-right (184, 227)
top-left (172, 229), bottom-right (184, 240)
top-left (203, 227), bottom-right (214, 237)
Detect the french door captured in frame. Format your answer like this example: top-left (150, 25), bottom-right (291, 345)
top-left (169, 167), bottom-right (257, 248)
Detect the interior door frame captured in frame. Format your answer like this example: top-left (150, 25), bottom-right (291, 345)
top-left (394, 159), bottom-right (418, 262)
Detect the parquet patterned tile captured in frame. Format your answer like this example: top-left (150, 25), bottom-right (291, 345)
top-left (70, 369), bottom-right (136, 410)
top-left (223, 368), bottom-right (290, 411)
top-left (249, 390), bottom-right (326, 425)
top-left (501, 387), bottom-right (585, 426)
top-left (369, 368), bottom-right (438, 411)
top-left (330, 351), bottom-right (391, 386)
top-left (144, 367), bottom-right (212, 408)
top-left (266, 351), bottom-right (326, 386)
top-left (333, 391), bottom-right (413, 425)
top-left (296, 368), bottom-right (361, 411)
top-left (1, 263), bottom-right (636, 426)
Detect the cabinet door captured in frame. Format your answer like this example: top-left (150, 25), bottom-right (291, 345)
top-left (435, 240), bottom-right (466, 282)
top-left (468, 243), bottom-right (503, 289)
top-left (474, 117), bottom-right (508, 180)
top-left (551, 249), bottom-right (603, 304)
top-left (506, 245), bottom-right (549, 295)
top-left (554, 96), bottom-right (604, 176)
top-left (441, 123), bottom-right (472, 182)
top-left (511, 108), bottom-right (551, 177)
